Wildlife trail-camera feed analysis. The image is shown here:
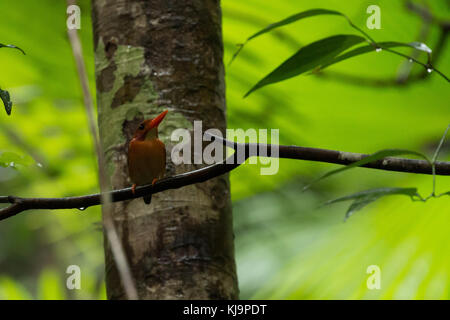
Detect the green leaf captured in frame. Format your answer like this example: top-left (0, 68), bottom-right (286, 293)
top-left (304, 149), bottom-right (431, 191)
top-left (325, 187), bottom-right (419, 220)
top-left (230, 8), bottom-right (373, 64)
top-left (248, 9), bottom-right (343, 41)
top-left (0, 88), bottom-right (12, 115)
top-left (244, 34), bottom-right (366, 97)
top-left (317, 41), bottom-right (436, 72)
top-left (232, 8), bottom-right (450, 83)
top-left (408, 41), bottom-right (432, 54)
top-left (0, 43), bottom-right (25, 115)
top-left (0, 43), bottom-right (25, 55)
top-left (0, 151), bottom-right (33, 169)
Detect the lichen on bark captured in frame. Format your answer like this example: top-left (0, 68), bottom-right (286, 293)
top-left (95, 39), bottom-right (191, 177)
top-left (92, 0), bottom-right (238, 300)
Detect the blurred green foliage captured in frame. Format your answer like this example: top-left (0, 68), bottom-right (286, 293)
top-left (0, 0), bottom-right (449, 300)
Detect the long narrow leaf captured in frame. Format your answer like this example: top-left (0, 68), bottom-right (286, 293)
top-left (318, 41), bottom-right (431, 71)
top-left (0, 43), bottom-right (25, 55)
top-left (232, 8), bottom-right (450, 83)
top-left (248, 9), bottom-right (343, 41)
top-left (0, 89), bottom-right (12, 115)
top-left (244, 34), bottom-right (366, 97)
top-left (304, 149), bottom-right (431, 191)
top-left (324, 187), bottom-right (419, 220)
top-left (316, 41), bottom-right (450, 82)
top-left (230, 8), bottom-right (372, 64)
top-left (0, 43), bottom-right (25, 115)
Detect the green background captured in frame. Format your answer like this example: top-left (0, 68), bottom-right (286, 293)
top-left (0, 0), bottom-right (449, 299)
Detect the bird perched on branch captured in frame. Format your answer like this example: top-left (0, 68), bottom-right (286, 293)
top-left (128, 110), bottom-right (168, 204)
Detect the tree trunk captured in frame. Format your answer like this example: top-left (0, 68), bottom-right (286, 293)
top-left (91, 0), bottom-right (238, 299)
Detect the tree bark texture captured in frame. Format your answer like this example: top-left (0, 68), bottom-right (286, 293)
top-left (91, 0), bottom-right (238, 299)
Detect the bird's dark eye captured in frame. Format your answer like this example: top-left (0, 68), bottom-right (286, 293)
top-left (138, 124), bottom-right (145, 130)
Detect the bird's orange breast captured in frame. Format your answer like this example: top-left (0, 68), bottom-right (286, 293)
top-left (127, 138), bottom-right (166, 186)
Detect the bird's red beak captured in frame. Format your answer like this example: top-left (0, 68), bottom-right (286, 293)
top-left (149, 110), bottom-right (168, 129)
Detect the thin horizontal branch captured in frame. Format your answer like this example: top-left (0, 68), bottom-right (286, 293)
top-left (1, 136), bottom-right (449, 221)
top-left (0, 157), bottom-right (242, 221)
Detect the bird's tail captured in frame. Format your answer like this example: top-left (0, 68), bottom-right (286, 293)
top-left (143, 193), bottom-right (152, 205)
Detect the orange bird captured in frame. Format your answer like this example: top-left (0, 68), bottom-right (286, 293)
top-left (128, 110), bottom-right (168, 204)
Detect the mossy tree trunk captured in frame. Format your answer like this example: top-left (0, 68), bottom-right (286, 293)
top-left (91, 0), bottom-right (238, 299)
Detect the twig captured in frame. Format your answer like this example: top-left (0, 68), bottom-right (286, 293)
top-left (396, 2), bottom-right (432, 83)
top-left (317, 1), bottom-right (450, 87)
top-left (1, 134), bottom-right (449, 220)
top-left (66, 0), bottom-right (138, 300)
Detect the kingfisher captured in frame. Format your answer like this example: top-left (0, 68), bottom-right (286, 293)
top-left (127, 110), bottom-right (168, 204)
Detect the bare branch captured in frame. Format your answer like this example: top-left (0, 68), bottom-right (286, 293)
top-left (1, 135), bottom-right (449, 221)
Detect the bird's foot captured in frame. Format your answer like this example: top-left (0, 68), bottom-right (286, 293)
top-left (152, 178), bottom-right (158, 186)
top-left (131, 184), bottom-right (136, 194)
